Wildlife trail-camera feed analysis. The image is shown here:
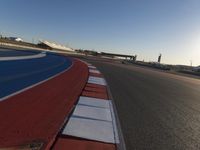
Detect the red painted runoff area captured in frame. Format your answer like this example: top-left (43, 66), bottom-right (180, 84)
top-left (89, 72), bottom-right (104, 78)
top-left (82, 83), bottom-right (108, 99)
top-left (84, 86), bottom-right (107, 93)
top-left (53, 137), bottom-right (116, 150)
top-left (0, 59), bottom-right (88, 149)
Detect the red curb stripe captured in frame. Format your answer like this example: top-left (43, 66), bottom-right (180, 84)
top-left (53, 137), bottom-right (116, 150)
top-left (85, 83), bottom-right (107, 89)
top-left (89, 72), bottom-right (104, 77)
top-left (84, 86), bottom-right (107, 93)
top-left (52, 65), bottom-right (117, 149)
top-left (81, 91), bottom-right (108, 100)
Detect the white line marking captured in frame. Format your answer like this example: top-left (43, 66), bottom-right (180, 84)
top-left (109, 101), bottom-right (120, 144)
top-left (88, 66), bottom-right (96, 69)
top-left (78, 96), bottom-right (110, 108)
top-left (62, 117), bottom-right (115, 143)
top-left (86, 63), bottom-right (92, 65)
top-left (74, 104), bottom-right (112, 121)
top-left (0, 60), bottom-right (74, 102)
top-left (88, 76), bottom-right (107, 85)
top-left (89, 69), bottom-right (101, 74)
top-left (0, 52), bottom-right (46, 61)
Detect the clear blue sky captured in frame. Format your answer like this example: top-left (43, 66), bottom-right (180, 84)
top-left (1, 0), bottom-right (200, 66)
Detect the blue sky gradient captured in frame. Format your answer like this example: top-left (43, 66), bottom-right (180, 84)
top-left (1, 0), bottom-right (200, 65)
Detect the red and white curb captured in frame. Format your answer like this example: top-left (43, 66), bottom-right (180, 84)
top-left (54, 63), bottom-right (123, 149)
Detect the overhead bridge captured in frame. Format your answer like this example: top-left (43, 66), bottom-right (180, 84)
top-left (101, 52), bottom-right (136, 60)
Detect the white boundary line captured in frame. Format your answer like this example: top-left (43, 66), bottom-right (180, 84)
top-left (0, 60), bottom-right (74, 102)
top-left (0, 52), bottom-right (46, 61)
top-left (109, 101), bottom-right (119, 144)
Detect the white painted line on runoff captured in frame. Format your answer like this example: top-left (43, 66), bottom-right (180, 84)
top-left (85, 62), bottom-right (92, 66)
top-left (89, 76), bottom-right (105, 81)
top-left (73, 105), bottom-right (112, 122)
top-left (88, 66), bottom-right (96, 69)
top-left (88, 80), bottom-right (106, 86)
top-left (109, 101), bottom-right (120, 144)
top-left (78, 96), bottom-right (110, 108)
top-left (62, 117), bottom-right (115, 143)
top-left (0, 52), bottom-right (46, 61)
top-left (78, 59), bottom-right (92, 66)
top-left (88, 76), bottom-right (107, 85)
top-left (88, 80), bottom-right (106, 85)
top-left (89, 69), bottom-right (101, 74)
top-left (0, 60), bottom-right (74, 102)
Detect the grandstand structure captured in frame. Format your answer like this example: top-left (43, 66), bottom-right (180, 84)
top-left (39, 40), bottom-right (74, 52)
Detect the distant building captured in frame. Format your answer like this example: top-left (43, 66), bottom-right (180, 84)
top-left (38, 40), bottom-right (74, 52)
top-left (8, 37), bottom-right (23, 42)
top-left (101, 52), bottom-right (134, 60)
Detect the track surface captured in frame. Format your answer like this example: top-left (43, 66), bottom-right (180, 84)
top-left (86, 58), bottom-right (200, 150)
top-left (0, 51), bottom-right (72, 98)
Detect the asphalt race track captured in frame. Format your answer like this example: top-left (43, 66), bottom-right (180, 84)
top-left (2, 48), bottom-right (200, 149)
top-left (87, 58), bottom-right (200, 150)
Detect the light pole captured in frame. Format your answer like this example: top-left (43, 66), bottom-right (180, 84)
top-left (190, 60), bottom-right (193, 67)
